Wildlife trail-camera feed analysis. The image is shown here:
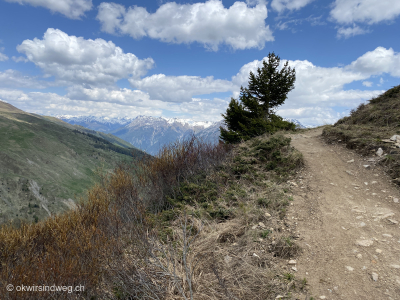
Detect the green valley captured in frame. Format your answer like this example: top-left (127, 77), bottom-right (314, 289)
top-left (0, 101), bottom-right (147, 225)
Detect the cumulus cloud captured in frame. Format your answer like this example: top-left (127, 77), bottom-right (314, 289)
top-left (66, 86), bottom-right (155, 107)
top-left (0, 87), bottom-right (228, 121)
top-left (336, 24), bottom-right (369, 39)
top-left (130, 74), bottom-right (235, 102)
top-left (97, 0), bottom-right (273, 51)
top-left (362, 81), bottom-right (373, 87)
top-left (330, 0), bottom-right (400, 25)
top-left (65, 85), bottom-right (230, 121)
top-left (5, 0), bottom-right (92, 19)
top-left (271, 0), bottom-right (315, 13)
top-left (0, 69), bottom-right (51, 89)
top-left (176, 97), bottom-right (230, 121)
top-left (0, 87), bottom-right (161, 117)
top-left (0, 89), bottom-right (29, 103)
top-left (346, 47), bottom-right (400, 77)
top-left (16, 28), bottom-right (154, 86)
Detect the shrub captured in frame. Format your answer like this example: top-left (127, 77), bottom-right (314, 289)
top-left (133, 135), bottom-right (231, 211)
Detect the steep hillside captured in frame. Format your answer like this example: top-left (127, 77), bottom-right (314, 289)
top-left (322, 84), bottom-right (400, 183)
top-left (0, 101), bottom-right (28, 114)
top-left (0, 102), bottom-right (148, 225)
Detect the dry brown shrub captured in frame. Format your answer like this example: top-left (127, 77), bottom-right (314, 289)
top-left (133, 136), bottom-right (231, 211)
top-left (0, 165), bottom-right (151, 299)
top-left (0, 188), bottom-right (114, 299)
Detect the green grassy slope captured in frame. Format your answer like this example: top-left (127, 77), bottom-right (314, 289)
top-left (0, 102), bottom-right (148, 225)
top-left (322, 84), bottom-right (400, 183)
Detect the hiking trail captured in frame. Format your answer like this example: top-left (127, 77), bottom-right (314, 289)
top-left (287, 128), bottom-right (400, 300)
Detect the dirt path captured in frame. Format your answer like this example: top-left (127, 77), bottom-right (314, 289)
top-left (287, 128), bottom-right (400, 300)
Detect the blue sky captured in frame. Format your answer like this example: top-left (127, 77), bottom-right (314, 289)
top-left (0, 0), bottom-right (400, 126)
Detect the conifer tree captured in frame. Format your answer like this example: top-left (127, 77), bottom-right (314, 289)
top-left (220, 52), bottom-right (296, 143)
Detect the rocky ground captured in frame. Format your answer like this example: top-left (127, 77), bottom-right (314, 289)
top-left (286, 128), bottom-right (400, 300)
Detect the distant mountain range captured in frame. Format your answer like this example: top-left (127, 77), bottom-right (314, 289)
top-left (57, 115), bottom-right (307, 155)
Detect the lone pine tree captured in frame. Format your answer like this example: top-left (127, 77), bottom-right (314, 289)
top-left (220, 52), bottom-right (296, 143)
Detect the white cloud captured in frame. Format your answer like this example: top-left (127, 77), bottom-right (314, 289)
top-left (330, 0), bottom-right (400, 25)
top-left (0, 87), bottom-right (163, 118)
top-left (271, 0), bottom-right (315, 13)
top-left (176, 97), bottom-right (230, 121)
top-left (97, 0), bottom-right (274, 51)
top-left (278, 107), bottom-right (346, 126)
top-left (0, 89), bottom-right (30, 102)
top-left (64, 85), bottom-right (230, 121)
top-left (277, 16), bottom-right (325, 31)
top-left (0, 53), bottom-right (8, 61)
top-left (0, 47), bottom-right (8, 61)
top-left (66, 86), bottom-right (155, 107)
top-left (0, 87), bottom-right (228, 121)
top-left (346, 47), bottom-right (400, 77)
top-left (16, 28), bottom-right (154, 86)
top-left (0, 69), bottom-right (50, 89)
top-left (336, 24), bottom-right (369, 39)
top-left (12, 56), bottom-right (29, 63)
top-left (5, 0), bottom-right (92, 19)
top-left (130, 74), bottom-right (235, 102)
top-left (362, 81), bottom-right (373, 87)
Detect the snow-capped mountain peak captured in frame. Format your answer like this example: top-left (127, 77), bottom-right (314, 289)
top-left (57, 114), bottom-right (307, 155)
top-left (56, 115), bottom-right (135, 125)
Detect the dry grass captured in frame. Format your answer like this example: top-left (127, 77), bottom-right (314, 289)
top-left (0, 133), bottom-right (305, 299)
top-left (322, 84), bottom-right (400, 183)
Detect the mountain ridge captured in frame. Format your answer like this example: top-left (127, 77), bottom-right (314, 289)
top-left (57, 115), bottom-right (307, 155)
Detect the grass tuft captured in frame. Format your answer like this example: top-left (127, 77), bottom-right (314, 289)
top-left (322, 84), bottom-right (400, 184)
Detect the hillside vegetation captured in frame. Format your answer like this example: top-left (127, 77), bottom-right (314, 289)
top-left (0, 131), bottom-right (306, 299)
top-left (322, 84), bottom-right (400, 183)
top-left (0, 102), bottom-right (147, 225)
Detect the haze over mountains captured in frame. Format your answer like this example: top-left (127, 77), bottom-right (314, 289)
top-left (58, 115), bottom-right (307, 155)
